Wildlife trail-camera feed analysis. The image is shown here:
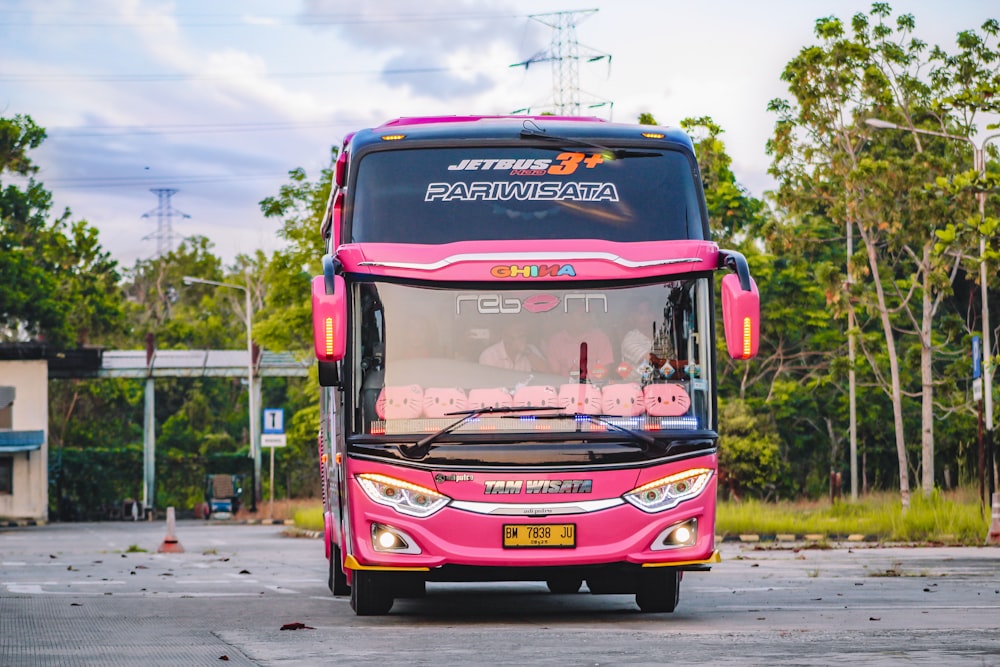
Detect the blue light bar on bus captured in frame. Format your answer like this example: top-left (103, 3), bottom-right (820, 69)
top-left (371, 415), bottom-right (700, 436)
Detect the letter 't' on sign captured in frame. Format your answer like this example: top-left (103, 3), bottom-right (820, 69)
top-left (263, 408), bottom-right (285, 434)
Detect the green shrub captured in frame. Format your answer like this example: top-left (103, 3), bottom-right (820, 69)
top-left (717, 400), bottom-right (789, 500)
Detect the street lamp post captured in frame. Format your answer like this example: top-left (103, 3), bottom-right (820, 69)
top-left (866, 118), bottom-right (999, 501)
top-left (182, 275), bottom-right (261, 512)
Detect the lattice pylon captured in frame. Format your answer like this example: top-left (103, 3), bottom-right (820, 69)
top-left (511, 9), bottom-right (612, 117)
top-left (141, 188), bottom-right (190, 258)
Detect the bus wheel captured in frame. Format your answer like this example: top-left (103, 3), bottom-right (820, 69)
top-left (546, 576), bottom-right (583, 594)
top-left (328, 544), bottom-right (350, 596)
top-left (350, 570), bottom-right (394, 616)
top-left (635, 569), bottom-right (680, 613)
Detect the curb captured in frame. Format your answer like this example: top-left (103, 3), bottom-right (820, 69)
top-left (282, 526), bottom-right (322, 539)
top-left (241, 519), bottom-right (296, 526)
top-left (716, 533), bottom-right (876, 544)
top-left (0, 519), bottom-right (44, 528)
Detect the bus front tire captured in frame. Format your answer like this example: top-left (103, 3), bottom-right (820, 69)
top-left (635, 569), bottom-right (680, 613)
top-left (350, 570), bottom-right (394, 616)
top-left (328, 543), bottom-right (350, 596)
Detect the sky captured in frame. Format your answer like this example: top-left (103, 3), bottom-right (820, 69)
top-left (0, 0), bottom-right (994, 268)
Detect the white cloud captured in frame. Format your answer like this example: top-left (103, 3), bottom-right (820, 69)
top-left (0, 0), bottom-right (994, 267)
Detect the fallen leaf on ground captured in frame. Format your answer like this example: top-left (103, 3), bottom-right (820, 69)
top-left (280, 622), bottom-right (315, 631)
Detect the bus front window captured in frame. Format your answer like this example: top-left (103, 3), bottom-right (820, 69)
top-left (353, 281), bottom-right (712, 437)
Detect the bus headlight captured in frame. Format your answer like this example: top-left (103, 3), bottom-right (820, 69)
top-left (623, 468), bottom-right (712, 513)
top-left (356, 473), bottom-right (451, 517)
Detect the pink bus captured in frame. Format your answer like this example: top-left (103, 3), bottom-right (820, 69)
top-left (311, 116), bottom-right (760, 615)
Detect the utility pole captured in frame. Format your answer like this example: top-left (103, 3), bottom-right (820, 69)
top-left (142, 188), bottom-right (190, 258)
top-left (848, 219), bottom-right (858, 501)
top-left (511, 9), bottom-right (612, 117)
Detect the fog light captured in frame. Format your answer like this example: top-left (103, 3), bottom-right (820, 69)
top-left (371, 523), bottom-right (421, 554)
top-left (378, 530), bottom-right (399, 549)
top-left (651, 518), bottom-right (698, 551)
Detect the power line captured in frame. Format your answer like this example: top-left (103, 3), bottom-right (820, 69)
top-left (41, 173), bottom-right (287, 190)
top-left (0, 11), bottom-right (523, 28)
top-left (45, 120), bottom-right (358, 137)
top-left (0, 65), bottom-right (461, 83)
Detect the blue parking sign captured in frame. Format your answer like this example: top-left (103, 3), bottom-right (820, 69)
top-left (263, 408), bottom-right (284, 434)
top-left (973, 336), bottom-right (982, 380)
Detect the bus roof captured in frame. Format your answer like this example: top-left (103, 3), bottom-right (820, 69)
top-left (347, 115), bottom-right (694, 151)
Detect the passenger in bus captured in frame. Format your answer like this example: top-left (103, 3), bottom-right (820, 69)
top-left (621, 300), bottom-right (676, 381)
top-left (544, 309), bottom-right (613, 376)
top-left (621, 301), bottom-right (656, 380)
top-left (479, 320), bottom-right (547, 372)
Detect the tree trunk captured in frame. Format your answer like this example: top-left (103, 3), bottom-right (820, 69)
top-left (859, 223), bottom-right (911, 509)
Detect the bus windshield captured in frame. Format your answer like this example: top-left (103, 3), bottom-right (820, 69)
top-left (348, 147), bottom-right (705, 244)
top-left (352, 279), bottom-right (713, 437)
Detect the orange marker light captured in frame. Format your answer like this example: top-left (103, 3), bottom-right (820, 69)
top-left (324, 317), bottom-right (334, 357)
top-left (742, 317), bottom-right (753, 359)
top-left (381, 134), bottom-right (405, 141)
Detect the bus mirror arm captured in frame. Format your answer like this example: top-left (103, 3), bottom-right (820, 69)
top-left (718, 250), bottom-right (752, 292)
top-left (322, 254), bottom-right (341, 295)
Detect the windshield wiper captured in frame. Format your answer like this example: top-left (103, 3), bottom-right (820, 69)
top-left (532, 412), bottom-right (660, 449)
top-left (519, 119), bottom-right (659, 159)
top-left (402, 405), bottom-right (565, 458)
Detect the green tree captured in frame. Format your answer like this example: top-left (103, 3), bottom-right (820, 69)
top-left (770, 4), bottom-right (1000, 503)
top-left (254, 153), bottom-right (337, 497)
top-left (717, 401), bottom-right (790, 500)
top-left (257, 157), bottom-right (335, 353)
top-left (0, 113), bottom-right (124, 345)
top-left (680, 114), bottom-right (840, 495)
top-left (123, 236), bottom-right (232, 348)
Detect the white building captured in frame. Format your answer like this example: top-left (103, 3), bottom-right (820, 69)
top-left (0, 359), bottom-right (48, 522)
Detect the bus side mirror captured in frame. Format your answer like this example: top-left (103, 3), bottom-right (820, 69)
top-left (312, 274), bottom-right (347, 363)
top-left (721, 273), bottom-right (760, 360)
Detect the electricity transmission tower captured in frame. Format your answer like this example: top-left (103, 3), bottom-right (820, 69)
top-left (141, 188), bottom-right (190, 258)
top-left (511, 9), bottom-right (612, 117)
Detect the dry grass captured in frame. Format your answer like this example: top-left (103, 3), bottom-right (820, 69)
top-left (232, 498), bottom-right (321, 523)
top-left (717, 488), bottom-right (990, 544)
top-left (281, 488), bottom-right (992, 545)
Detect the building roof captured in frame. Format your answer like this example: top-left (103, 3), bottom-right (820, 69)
top-left (96, 350), bottom-right (311, 378)
top-left (0, 430), bottom-right (45, 452)
top-left (0, 345), bottom-right (311, 379)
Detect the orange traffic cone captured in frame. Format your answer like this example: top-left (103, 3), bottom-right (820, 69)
top-left (987, 493), bottom-right (1000, 546)
top-left (157, 506), bottom-right (185, 553)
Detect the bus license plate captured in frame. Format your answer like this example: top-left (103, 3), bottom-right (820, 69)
top-left (503, 523), bottom-right (576, 548)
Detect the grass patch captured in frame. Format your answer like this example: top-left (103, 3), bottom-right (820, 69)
top-left (292, 504), bottom-right (324, 532)
top-left (288, 489), bottom-right (988, 545)
top-left (717, 489), bottom-right (989, 544)
top-left (124, 544), bottom-right (147, 553)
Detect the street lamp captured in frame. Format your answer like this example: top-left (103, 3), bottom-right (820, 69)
top-left (182, 275), bottom-right (260, 512)
top-left (866, 117), bottom-right (999, 500)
